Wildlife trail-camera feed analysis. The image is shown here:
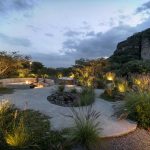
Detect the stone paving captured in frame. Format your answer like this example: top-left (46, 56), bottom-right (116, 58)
top-left (0, 86), bottom-right (137, 137)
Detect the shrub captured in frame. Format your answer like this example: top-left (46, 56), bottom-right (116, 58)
top-left (122, 60), bottom-right (150, 75)
top-left (132, 74), bottom-right (150, 91)
top-left (0, 128), bottom-right (8, 149)
top-left (0, 100), bottom-right (52, 150)
top-left (100, 81), bottom-right (126, 101)
top-left (121, 91), bottom-right (150, 128)
top-left (68, 106), bottom-right (101, 150)
top-left (5, 118), bottom-right (30, 149)
top-left (58, 85), bottom-right (65, 92)
top-left (100, 89), bottom-right (117, 102)
top-left (0, 101), bottom-right (16, 131)
top-left (95, 78), bottom-right (106, 89)
top-left (70, 88), bottom-right (77, 94)
top-left (20, 110), bottom-right (51, 149)
top-left (116, 78), bottom-right (128, 93)
top-left (100, 82), bottom-right (116, 101)
top-left (79, 88), bottom-right (95, 106)
top-left (48, 130), bottom-right (71, 150)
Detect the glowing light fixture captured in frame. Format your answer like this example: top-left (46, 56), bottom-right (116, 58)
top-left (69, 73), bottom-right (75, 78)
top-left (105, 72), bottom-right (115, 81)
top-left (117, 83), bottom-right (126, 93)
top-left (57, 73), bottom-right (63, 78)
top-left (134, 79), bottom-right (141, 85)
top-left (25, 81), bottom-right (30, 84)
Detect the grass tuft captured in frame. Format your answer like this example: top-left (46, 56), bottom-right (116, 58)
top-left (67, 105), bottom-right (101, 150)
top-left (78, 88), bottom-right (95, 106)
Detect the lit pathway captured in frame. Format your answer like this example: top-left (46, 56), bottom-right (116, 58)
top-left (0, 86), bottom-right (137, 138)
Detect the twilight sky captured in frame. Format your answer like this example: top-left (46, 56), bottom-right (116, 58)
top-left (1, 0), bottom-right (150, 67)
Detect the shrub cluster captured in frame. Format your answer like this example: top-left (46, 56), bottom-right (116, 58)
top-left (0, 100), bottom-right (51, 150)
top-left (121, 91), bottom-right (150, 129)
top-left (100, 73), bottom-right (129, 101)
top-left (0, 100), bottom-right (102, 150)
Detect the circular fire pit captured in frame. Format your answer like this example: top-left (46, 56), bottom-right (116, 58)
top-left (47, 91), bottom-right (79, 107)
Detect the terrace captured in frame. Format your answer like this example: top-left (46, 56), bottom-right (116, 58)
top-left (0, 85), bottom-right (137, 138)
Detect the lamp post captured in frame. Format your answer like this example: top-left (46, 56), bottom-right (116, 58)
top-left (29, 61), bottom-right (32, 71)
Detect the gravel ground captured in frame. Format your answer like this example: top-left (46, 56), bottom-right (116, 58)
top-left (99, 128), bottom-right (150, 150)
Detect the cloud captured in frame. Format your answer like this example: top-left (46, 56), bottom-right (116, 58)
top-left (30, 22), bottom-right (143, 67)
top-left (63, 25), bottom-right (136, 59)
top-left (32, 53), bottom-right (74, 67)
top-left (27, 25), bottom-right (41, 32)
top-left (80, 21), bottom-right (91, 30)
top-left (0, 0), bottom-right (39, 14)
top-left (45, 33), bottom-right (54, 37)
top-left (0, 33), bottom-right (31, 47)
top-left (64, 30), bottom-right (83, 37)
top-left (136, 1), bottom-right (150, 13)
top-left (45, 16), bottom-right (150, 67)
top-left (86, 31), bottom-right (95, 36)
top-left (62, 16), bottom-right (150, 63)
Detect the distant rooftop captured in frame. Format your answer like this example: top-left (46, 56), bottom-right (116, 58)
top-left (59, 77), bottom-right (74, 80)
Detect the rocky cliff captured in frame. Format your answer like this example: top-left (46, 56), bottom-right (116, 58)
top-left (111, 28), bottom-right (150, 63)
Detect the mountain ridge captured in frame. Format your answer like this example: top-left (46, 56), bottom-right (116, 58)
top-left (111, 28), bottom-right (150, 62)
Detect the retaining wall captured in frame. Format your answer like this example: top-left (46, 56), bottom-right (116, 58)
top-left (0, 78), bottom-right (54, 87)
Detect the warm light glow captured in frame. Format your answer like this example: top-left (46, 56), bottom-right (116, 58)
top-left (25, 81), bottom-right (30, 84)
top-left (69, 73), bottom-right (75, 78)
top-left (87, 81), bottom-right (92, 87)
top-left (5, 121), bottom-right (29, 147)
top-left (38, 84), bottom-right (44, 88)
top-left (35, 84), bottom-right (44, 88)
top-left (0, 100), bottom-right (11, 113)
top-left (57, 73), bottom-right (63, 78)
top-left (105, 72), bottom-right (115, 81)
top-left (117, 83), bottom-right (126, 93)
top-left (134, 79), bottom-right (141, 85)
top-left (19, 73), bottom-right (25, 78)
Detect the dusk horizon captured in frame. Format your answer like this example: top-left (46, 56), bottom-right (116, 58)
top-left (1, 0), bottom-right (150, 67)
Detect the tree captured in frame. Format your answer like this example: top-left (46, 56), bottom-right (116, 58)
top-left (73, 58), bottom-right (109, 87)
top-left (0, 51), bottom-right (31, 78)
top-left (31, 61), bottom-right (44, 74)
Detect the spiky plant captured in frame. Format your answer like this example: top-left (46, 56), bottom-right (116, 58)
top-left (5, 118), bottom-right (30, 148)
top-left (67, 105), bottom-right (101, 150)
top-left (0, 100), bottom-right (16, 131)
top-left (79, 88), bottom-right (95, 106)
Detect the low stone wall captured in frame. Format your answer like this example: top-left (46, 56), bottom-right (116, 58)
top-left (0, 78), bottom-right (55, 87)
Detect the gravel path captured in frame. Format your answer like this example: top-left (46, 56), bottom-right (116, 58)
top-left (100, 128), bottom-right (150, 150)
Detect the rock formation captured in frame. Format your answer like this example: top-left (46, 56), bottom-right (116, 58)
top-left (111, 28), bottom-right (150, 62)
